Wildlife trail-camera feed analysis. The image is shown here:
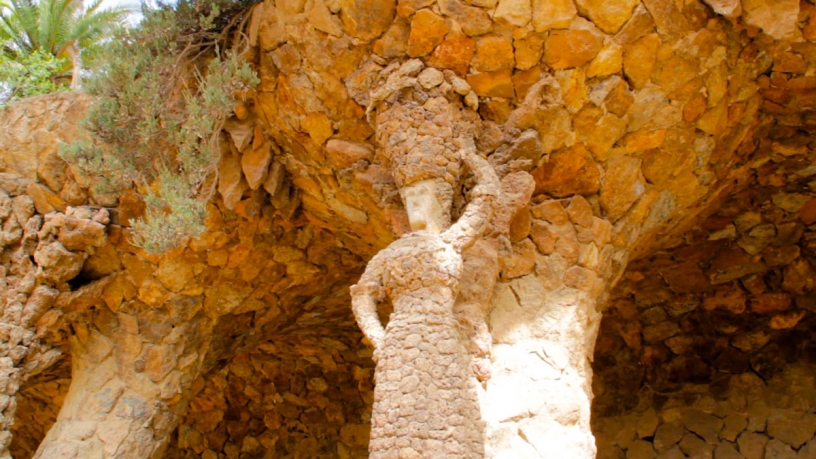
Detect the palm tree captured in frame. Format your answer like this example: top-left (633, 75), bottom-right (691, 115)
top-left (0, 0), bottom-right (130, 88)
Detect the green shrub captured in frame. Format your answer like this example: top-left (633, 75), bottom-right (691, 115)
top-left (60, 0), bottom-right (259, 254)
top-left (0, 49), bottom-right (67, 103)
top-left (0, 0), bottom-right (130, 89)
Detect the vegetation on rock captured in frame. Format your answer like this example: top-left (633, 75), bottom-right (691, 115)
top-left (60, 0), bottom-right (259, 254)
top-left (0, 48), bottom-right (66, 101)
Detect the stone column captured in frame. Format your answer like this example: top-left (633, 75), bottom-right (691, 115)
top-left (482, 197), bottom-right (622, 459)
top-left (0, 348), bottom-right (23, 459)
top-left (0, 186), bottom-right (112, 457)
top-left (33, 295), bottom-right (213, 459)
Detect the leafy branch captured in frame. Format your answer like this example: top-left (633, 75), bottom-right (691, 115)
top-left (60, 0), bottom-right (259, 254)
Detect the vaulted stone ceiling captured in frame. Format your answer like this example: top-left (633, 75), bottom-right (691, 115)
top-left (2, 0), bottom-right (816, 457)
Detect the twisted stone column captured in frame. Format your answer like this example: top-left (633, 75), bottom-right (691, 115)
top-left (482, 196), bottom-right (623, 459)
top-left (0, 187), bottom-right (111, 457)
top-left (485, 284), bottom-right (603, 458)
top-left (33, 295), bottom-right (213, 459)
top-left (352, 152), bottom-right (499, 458)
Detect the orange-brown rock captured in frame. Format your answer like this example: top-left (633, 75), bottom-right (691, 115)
top-left (374, 19), bottom-right (410, 57)
top-left (494, 0), bottom-right (531, 27)
top-left (741, 0), bottom-right (799, 39)
top-left (438, 0), bottom-right (492, 37)
top-left (396, 0), bottom-right (434, 17)
top-left (529, 220), bottom-right (555, 254)
top-left (587, 43), bottom-right (623, 78)
top-left (599, 155), bottom-right (645, 221)
top-left (798, 198), bottom-right (816, 224)
top-left (574, 106), bottom-right (627, 161)
top-left (604, 80), bottom-right (635, 117)
top-left (531, 143), bottom-right (600, 197)
top-left (683, 92), bottom-right (708, 122)
top-left (575, 0), bottom-right (640, 34)
top-left (513, 30), bottom-right (545, 70)
top-left (749, 293), bottom-right (792, 315)
top-left (642, 0), bottom-right (690, 39)
top-left (773, 52), bottom-right (807, 74)
top-left (472, 34), bottom-right (515, 72)
top-left (467, 70), bottom-right (514, 98)
top-left (613, 3), bottom-right (656, 45)
top-left (339, 0), bottom-right (396, 41)
top-left (326, 139), bottom-right (373, 170)
top-left (702, 0), bottom-right (741, 17)
top-left (544, 30), bottom-right (603, 70)
top-left (308, 0), bottom-right (344, 37)
top-left (640, 129), bottom-right (700, 188)
top-left (531, 0), bottom-right (576, 32)
top-left (427, 34), bottom-right (476, 76)
top-left (620, 129), bottom-right (666, 153)
top-left (512, 66), bottom-right (543, 100)
top-left (407, 9), bottom-right (447, 57)
top-left (652, 55), bottom-right (700, 93)
top-left (25, 182), bottom-right (65, 214)
top-left (702, 288), bottom-right (747, 314)
top-left (301, 112), bottom-right (333, 145)
top-left (769, 310), bottom-right (806, 330)
top-left (624, 34), bottom-right (660, 89)
top-left (218, 153), bottom-right (249, 211)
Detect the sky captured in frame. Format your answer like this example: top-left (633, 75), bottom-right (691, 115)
top-left (99, 0), bottom-right (146, 24)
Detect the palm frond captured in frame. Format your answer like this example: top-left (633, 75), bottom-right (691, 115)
top-left (1, 0), bottom-right (129, 83)
top-left (70, 7), bottom-right (127, 47)
top-left (12, 0), bottom-right (39, 52)
top-left (1, 11), bottom-right (32, 53)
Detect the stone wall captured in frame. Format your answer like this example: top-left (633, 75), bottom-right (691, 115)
top-left (164, 332), bottom-right (374, 459)
top-left (592, 162), bottom-right (816, 458)
top-left (0, 93), bottom-right (121, 459)
top-left (1, 92), bottom-right (372, 457)
top-left (594, 361), bottom-right (816, 459)
top-left (9, 362), bottom-right (70, 458)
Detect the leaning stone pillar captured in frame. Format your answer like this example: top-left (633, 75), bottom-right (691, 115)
top-left (33, 294), bottom-right (213, 459)
top-left (0, 346), bottom-right (23, 459)
top-left (0, 191), bottom-right (112, 457)
top-left (483, 197), bottom-right (622, 459)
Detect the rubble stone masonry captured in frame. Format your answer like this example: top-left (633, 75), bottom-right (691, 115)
top-left (2, 0), bottom-right (816, 457)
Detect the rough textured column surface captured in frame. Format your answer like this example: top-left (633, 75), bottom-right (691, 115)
top-left (470, 186), bottom-right (620, 459)
top-left (33, 296), bottom-right (214, 459)
top-left (356, 236), bottom-right (486, 458)
top-left (486, 279), bottom-right (603, 458)
top-left (352, 61), bottom-right (504, 458)
top-left (33, 336), bottom-right (170, 458)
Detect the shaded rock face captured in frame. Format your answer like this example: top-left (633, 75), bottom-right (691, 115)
top-left (165, 334), bottom-right (376, 459)
top-left (594, 362), bottom-right (816, 459)
top-left (0, 95), bottom-right (115, 457)
top-left (592, 164), bottom-right (816, 458)
top-left (4, 0), bottom-right (816, 458)
top-left (9, 361), bottom-right (70, 458)
top-left (1, 95), bottom-right (366, 458)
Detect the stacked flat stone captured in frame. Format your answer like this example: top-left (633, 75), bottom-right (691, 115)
top-left (593, 156), bottom-right (816, 458)
top-left (0, 174), bottom-right (110, 459)
top-left (161, 333), bottom-right (374, 459)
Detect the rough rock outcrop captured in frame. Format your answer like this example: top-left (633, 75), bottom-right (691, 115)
top-left (3, 0), bottom-right (816, 457)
